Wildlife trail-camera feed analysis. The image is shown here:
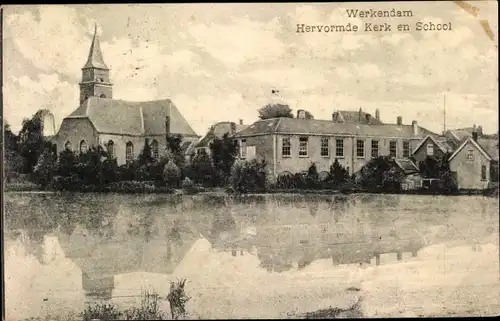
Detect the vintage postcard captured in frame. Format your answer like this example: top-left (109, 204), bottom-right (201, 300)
top-left (2, 1), bottom-right (499, 320)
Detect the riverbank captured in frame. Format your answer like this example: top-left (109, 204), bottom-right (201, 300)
top-left (5, 183), bottom-right (498, 198)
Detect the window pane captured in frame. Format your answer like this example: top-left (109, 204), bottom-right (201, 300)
top-left (336, 139), bottom-right (344, 157)
top-left (403, 141), bottom-right (410, 158)
top-left (356, 140), bottom-right (365, 158)
top-left (390, 141), bottom-right (398, 157)
top-left (80, 140), bottom-right (88, 154)
top-left (426, 144), bottom-right (434, 156)
top-left (321, 137), bottom-right (329, 157)
top-left (371, 140), bottom-right (379, 158)
top-left (299, 137), bottom-right (308, 156)
top-left (282, 137), bottom-right (291, 157)
top-left (240, 139), bottom-right (247, 158)
top-left (126, 142), bottom-right (134, 163)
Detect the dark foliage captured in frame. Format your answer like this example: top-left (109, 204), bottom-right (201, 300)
top-left (230, 159), bottom-right (268, 193)
top-left (359, 156), bottom-right (404, 191)
top-left (257, 103), bottom-right (294, 120)
top-left (210, 133), bottom-right (239, 186)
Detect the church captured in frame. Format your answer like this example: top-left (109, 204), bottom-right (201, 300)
top-left (53, 26), bottom-right (200, 165)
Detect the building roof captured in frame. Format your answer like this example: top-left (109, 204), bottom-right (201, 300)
top-left (449, 137), bottom-right (492, 162)
top-left (194, 121), bottom-right (248, 148)
top-left (334, 110), bottom-right (384, 125)
top-left (478, 138), bottom-right (499, 161)
top-left (235, 117), bottom-right (437, 139)
top-left (65, 96), bottom-right (198, 137)
top-left (412, 135), bottom-right (455, 155)
top-left (83, 25), bottom-right (108, 70)
top-left (395, 159), bottom-right (419, 174)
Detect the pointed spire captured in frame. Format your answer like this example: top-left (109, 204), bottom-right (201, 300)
top-left (83, 23), bottom-right (109, 70)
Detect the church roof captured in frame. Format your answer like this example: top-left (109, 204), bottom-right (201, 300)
top-left (83, 25), bottom-right (108, 70)
top-left (66, 97), bottom-right (198, 137)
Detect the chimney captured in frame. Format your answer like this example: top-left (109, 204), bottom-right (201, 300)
top-left (412, 120), bottom-right (419, 136)
top-left (472, 125), bottom-right (479, 142)
top-left (477, 125), bottom-right (483, 136)
top-left (358, 108), bottom-right (362, 121)
top-left (397, 116), bottom-right (402, 126)
top-left (239, 119), bottom-right (243, 125)
top-left (297, 109), bottom-right (306, 119)
top-left (375, 109), bottom-right (380, 121)
top-left (332, 112), bottom-right (337, 122)
top-left (165, 116), bottom-right (171, 134)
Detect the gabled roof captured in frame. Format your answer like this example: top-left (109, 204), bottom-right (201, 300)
top-left (394, 158), bottom-right (419, 174)
top-left (412, 135), bottom-right (454, 155)
top-left (478, 138), bottom-right (499, 161)
top-left (195, 121), bottom-right (248, 148)
top-left (65, 96), bottom-right (198, 137)
top-left (449, 138), bottom-right (492, 162)
top-left (235, 117), bottom-right (437, 139)
top-left (83, 25), bottom-right (108, 70)
top-left (334, 110), bottom-right (384, 125)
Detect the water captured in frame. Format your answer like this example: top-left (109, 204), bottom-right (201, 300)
top-left (3, 193), bottom-right (500, 319)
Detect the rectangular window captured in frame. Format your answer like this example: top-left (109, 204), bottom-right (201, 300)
top-left (282, 137), bottom-right (291, 157)
top-left (481, 165), bottom-right (487, 181)
top-left (240, 139), bottom-right (247, 159)
top-left (299, 137), bottom-right (308, 157)
top-left (390, 141), bottom-right (398, 158)
top-left (467, 149), bottom-right (474, 160)
top-left (336, 139), bottom-right (344, 157)
top-left (426, 144), bottom-right (434, 156)
top-left (371, 140), bottom-right (379, 158)
top-left (320, 137), bottom-right (329, 157)
top-left (356, 140), bottom-right (365, 158)
top-left (403, 141), bottom-right (410, 158)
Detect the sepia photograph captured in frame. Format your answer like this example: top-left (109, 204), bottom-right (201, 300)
top-left (1, 1), bottom-right (499, 320)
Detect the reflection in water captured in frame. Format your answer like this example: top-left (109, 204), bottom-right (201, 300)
top-left (4, 193), bottom-right (500, 319)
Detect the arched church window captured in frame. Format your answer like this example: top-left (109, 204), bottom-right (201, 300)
top-left (151, 139), bottom-right (159, 160)
top-left (100, 94), bottom-right (106, 98)
top-left (80, 140), bottom-right (88, 154)
top-left (65, 141), bottom-right (72, 151)
top-left (126, 141), bottom-right (134, 164)
top-left (107, 140), bottom-right (115, 159)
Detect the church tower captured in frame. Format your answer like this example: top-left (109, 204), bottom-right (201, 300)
top-left (79, 24), bottom-right (113, 105)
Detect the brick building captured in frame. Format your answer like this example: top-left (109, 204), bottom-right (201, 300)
top-left (53, 26), bottom-right (199, 165)
top-left (234, 109), bottom-right (436, 181)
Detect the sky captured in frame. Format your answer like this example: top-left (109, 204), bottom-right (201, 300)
top-left (2, 2), bottom-right (498, 136)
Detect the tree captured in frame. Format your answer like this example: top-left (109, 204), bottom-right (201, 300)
top-left (138, 138), bottom-right (154, 166)
top-left (305, 111), bottom-right (314, 120)
top-left (185, 151), bottom-right (214, 185)
top-left (18, 116), bottom-right (46, 174)
top-left (257, 103), bottom-right (294, 120)
top-left (4, 122), bottom-right (23, 182)
top-left (305, 162), bottom-right (319, 188)
top-left (359, 156), bottom-right (404, 191)
top-left (32, 144), bottom-right (57, 189)
top-left (328, 158), bottom-right (349, 185)
top-left (230, 159), bottom-right (267, 193)
top-left (166, 133), bottom-right (185, 170)
top-left (209, 133), bottom-right (239, 186)
top-left (164, 160), bottom-right (181, 188)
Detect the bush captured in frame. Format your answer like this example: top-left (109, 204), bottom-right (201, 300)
top-left (164, 160), bottom-right (181, 188)
top-left (107, 181), bottom-right (174, 194)
top-left (230, 159), bottom-right (267, 193)
top-left (181, 177), bottom-right (202, 194)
